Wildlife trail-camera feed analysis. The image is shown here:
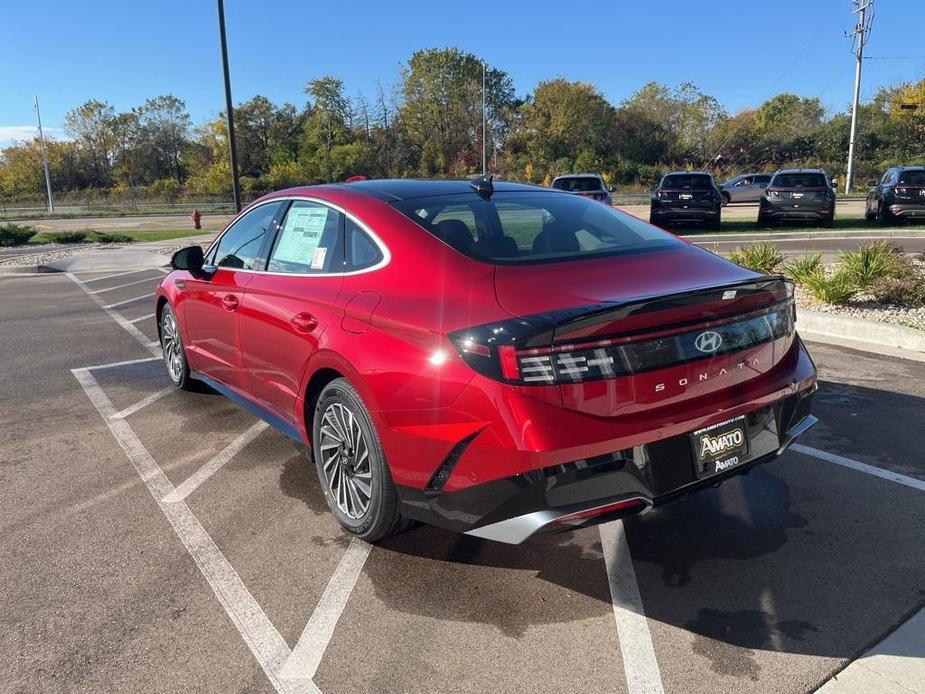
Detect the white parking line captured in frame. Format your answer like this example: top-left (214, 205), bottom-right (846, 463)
top-left (600, 520), bottom-right (665, 694)
top-left (81, 268), bottom-right (156, 283)
top-left (90, 276), bottom-right (160, 294)
top-left (102, 294), bottom-right (151, 310)
top-left (111, 386), bottom-right (175, 420)
top-left (281, 539), bottom-right (373, 681)
top-left (128, 312), bottom-right (156, 324)
top-left (84, 355), bottom-right (160, 371)
top-left (72, 367), bottom-right (318, 694)
top-left (790, 443), bottom-right (925, 492)
top-left (163, 421), bottom-right (269, 503)
top-left (67, 273), bottom-right (160, 357)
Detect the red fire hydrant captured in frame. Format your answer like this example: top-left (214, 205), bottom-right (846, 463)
top-left (190, 209), bottom-right (202, 230)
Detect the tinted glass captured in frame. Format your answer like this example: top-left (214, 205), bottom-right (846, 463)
top-left (755, 175), bottom-right (772, 184)
top-left (552, 177), bottom-right (603, 192)
top-left (898, 170), bottom-right (925, 185)
top-left (392, 191), bottom-right (682, 265)
top-left (213, 201), bottom-right (284, 269)
top-left (773, 173), bottom-right (828, 188)
top-left (347, 218), bottom-right (383, 270)
top-left (267, 201), bottom-right (342, 274)
top-left (661, 174), bottom-right (713, 189)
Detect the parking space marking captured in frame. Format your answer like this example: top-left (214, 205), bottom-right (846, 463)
top-left (280, 539), bottom-right (372, 681)
top-left (128, 312), bottom-right (156, 324)
top-left (600, 520), bottom-right (665, 694)
top-left (72, 366), bottom-right (319, 694)
top-left (790, 443), bottom-right (925, 492)
top-left (90, 276), bottom-right (162, 294)
top-left (163, 421), bottom-right (269, 503)
top-left (81, 268), bottom-right (156, 283)
top-left (111, 386), bottom-right (175, 420)
top-left (67, 273), bottom-right (160, 357)
top-left (102, 294), bottom-right (152, 310)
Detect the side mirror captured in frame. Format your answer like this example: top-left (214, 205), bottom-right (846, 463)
top-left (608, 185), bottom-right (615, 192)
top-left (171, 245), bottom-right (205, 272)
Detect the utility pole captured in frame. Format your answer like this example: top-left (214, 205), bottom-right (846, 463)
top-left (845, 0), bottom-right (874, 195)
top-left (481, 60), bottom-right (487, 175)
top-left (217, 0), bottom-right (242, 212)
top-left (33, 96), bottom-right (54, 213)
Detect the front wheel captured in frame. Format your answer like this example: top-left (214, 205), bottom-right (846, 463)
top-left (312, 378), bottom-right (410, 542)
top-left (159, 303), bottom-right (197, 391)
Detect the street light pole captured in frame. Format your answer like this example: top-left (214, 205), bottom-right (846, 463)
top-left (33, 96), bottom-right (54, 213)
top-left (481, 61), bottom-right (487, 175)
top-left (845, 0), bottom-right (874, 195)
top-left (217, 0), bottom-right (242, 212)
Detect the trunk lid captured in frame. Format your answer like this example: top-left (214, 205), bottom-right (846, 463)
top-left (658, 188), bottom-right (716, 207)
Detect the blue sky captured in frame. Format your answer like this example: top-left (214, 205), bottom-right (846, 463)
top-left (2, 0), bottom-right (924, 147)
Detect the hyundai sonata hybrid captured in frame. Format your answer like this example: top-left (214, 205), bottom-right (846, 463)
top-left (156, 177), bottom-right (817, 544)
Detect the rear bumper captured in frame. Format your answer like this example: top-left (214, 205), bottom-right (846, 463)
top-left (889, 204), bottom-right (925, 218)
top-left (761, 202), bottom-right (833, 221)
top-left (651, 205), bottom-right (719, 222)
top-left (396, 383), bottom-right (817, 543)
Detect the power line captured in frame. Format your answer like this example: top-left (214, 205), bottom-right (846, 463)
top-left (845, 0), bottom-right (875, 195)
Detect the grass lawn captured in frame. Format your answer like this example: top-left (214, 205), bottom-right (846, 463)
top-left (28, 229), bottom-right (213, 245)
top-left (674, 216), bottom-right (925, 235)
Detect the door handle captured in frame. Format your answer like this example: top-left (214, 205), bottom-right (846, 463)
top-left (291, 312), bottom-right (318, 333)
top-left (221, 294), bottom-right (239, 311)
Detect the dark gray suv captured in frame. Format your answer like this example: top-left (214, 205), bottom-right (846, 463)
top-left (758, 169), bottom-right (836, 228)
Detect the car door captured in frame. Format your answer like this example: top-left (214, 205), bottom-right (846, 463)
top-left (238, 199), bottom-right (346, 423)
top-left (732, 176), bottom-right (754, 203)
top-left (753, 175), bottom-right (771, 201)
top-left (182, 200), bottom-right (285, 390)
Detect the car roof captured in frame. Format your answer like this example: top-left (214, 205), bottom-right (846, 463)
top-left (272, 178), bottom-right (552, 202)
top-left (553, 173), bottom-right (603, 179)
top-left (896, 165), bottom-right (925, 171)
top-left (663, 171), bottom-right (713, 176)
top-left (774, 168), bottom-right (827, 175)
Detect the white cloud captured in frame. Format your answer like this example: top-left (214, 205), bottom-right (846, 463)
top-left (0, 125), bottom-right (68, 149)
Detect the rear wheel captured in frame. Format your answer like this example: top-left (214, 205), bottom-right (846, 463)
top-left (757, 212), bottom-right (770, 229)
top-left (721, 191), bottom-right (730, 206)
top-left (878, 203), bottom-right (895, 227)
top-left (312, 378), bottom-right (410, 542)
top-left (159, 304), bottom-right (197, 391)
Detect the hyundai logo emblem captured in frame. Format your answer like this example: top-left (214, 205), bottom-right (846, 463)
top-left (695, 331), bottom-right (723, 353)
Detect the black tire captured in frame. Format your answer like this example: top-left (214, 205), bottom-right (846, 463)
top-left (877, 203), bottom-right (895, 227)
top-left (159, 303), bottom-right (197, 391)
top-left (823, 214), bottom-right (836, 228)
top-left (864, 203), bottom-right (874, 223)
top-left (757, 213), bottom-right (770, 229)
top-left (709, 212), bottom-right (722, 231)
top-left (311, 378), bottom-right (410, 542)
top-left (720, 191), bottom-right (731, 206)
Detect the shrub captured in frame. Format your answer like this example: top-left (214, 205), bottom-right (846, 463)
top-left (870, 274), bottom-right (925, 306)
top-left (728, 241), bottom-right (784, 274)
top-left (0, 223), bottom-right (36, 246)
top-left (803, 268), bottom-right (858, 305)
top-left (54, 230), bottom-right (89, 244)
top-left (839, 241), bottom-right (904, 290)
top-left (95, 232), bottom-right (135, 244)
top-left (783, 252), bottom-right (822, 285)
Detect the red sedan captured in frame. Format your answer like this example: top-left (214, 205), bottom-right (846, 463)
top-left (156, 177), bottom-right (817, 544)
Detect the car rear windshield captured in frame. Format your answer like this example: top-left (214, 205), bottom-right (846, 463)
top-left (772, 173), bottom-right (828, 188)
top-left (391, 191), bottom-right (683, 265)
top-left (661, 174), bottom-right (713, 189)
top-left (552, 177), bottom-right (603, 192)
top-left (898, 171), bottom-right (925, 185)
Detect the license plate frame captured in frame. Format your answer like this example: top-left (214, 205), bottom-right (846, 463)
top-left (691, 415), bottom-right (750, 478)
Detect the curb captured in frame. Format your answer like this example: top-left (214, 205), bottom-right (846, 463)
top-left (798, 309), bottom-right (925, 356)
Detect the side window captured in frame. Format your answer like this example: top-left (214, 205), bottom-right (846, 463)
top-left (346, 218), bottom-right (383, 270)
top-left (881, 171), bottom-right (893, 185)
top-left (212, 202), bottom-right (283, 270)
top-left (267, 200), bottom-right (343, 274)
top-left (756, 176), bottom-right (771, 186)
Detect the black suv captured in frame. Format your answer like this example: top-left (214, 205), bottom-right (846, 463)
top-left (649, 172), bottom-right (722, 230)
top-left (865, 166), bottom-right (925, 225)
top-left (758, 169), bottom-right (836, 228)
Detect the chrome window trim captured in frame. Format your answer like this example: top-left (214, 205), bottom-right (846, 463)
top-left (204, 195), bottom-right (392, 277)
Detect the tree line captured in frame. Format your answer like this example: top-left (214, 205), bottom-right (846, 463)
top-left (2, 47), bottom-right (923, 204)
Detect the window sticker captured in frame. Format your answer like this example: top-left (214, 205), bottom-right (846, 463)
top-left (274, 206), bottom-right (329, 265)
top-left (311, 246), bottom-right (327, 270)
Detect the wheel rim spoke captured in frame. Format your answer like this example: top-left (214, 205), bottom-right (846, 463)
top-left (318, 401), bottom-right (373, 520)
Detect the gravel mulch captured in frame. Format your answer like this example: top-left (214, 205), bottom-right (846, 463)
top-left (0, 243), bottom-right (133, 269)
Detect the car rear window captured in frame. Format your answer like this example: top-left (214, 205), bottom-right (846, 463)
top-left (552, 177), bottom-right (603, 192)
top-left (661, 174), bottom-right (713, 189)
top-left (391, 191), bottom-right (682, 265)
top-left (772, 173), bottom-right (828, 188)
top-left (898, 171), bottom-right (925, 185)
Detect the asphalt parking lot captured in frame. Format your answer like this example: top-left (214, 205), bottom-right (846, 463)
top-left (2, 270), bottom-right (924, 694)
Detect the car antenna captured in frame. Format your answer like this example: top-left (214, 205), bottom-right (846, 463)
top-left (470, 173), bottom-right (493, 199)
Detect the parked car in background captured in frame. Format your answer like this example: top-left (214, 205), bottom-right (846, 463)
top-left (758, 169), bottom-right (836, 228)
top-left (719, 173), bottom-right (773, 204)
top-left (649, 171), bottom-right (723, 230)
top-left (551, 173), bottom-right (613, 205)
top-left (865, 165), bottom-right (925, 225)
top-left (157, 177), bottom-right (817, 544)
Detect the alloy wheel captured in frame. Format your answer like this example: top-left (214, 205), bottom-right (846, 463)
top-left (319, 402), bottom-right (372, 519)
top-left (161, 310), bottom-right (184, 384)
